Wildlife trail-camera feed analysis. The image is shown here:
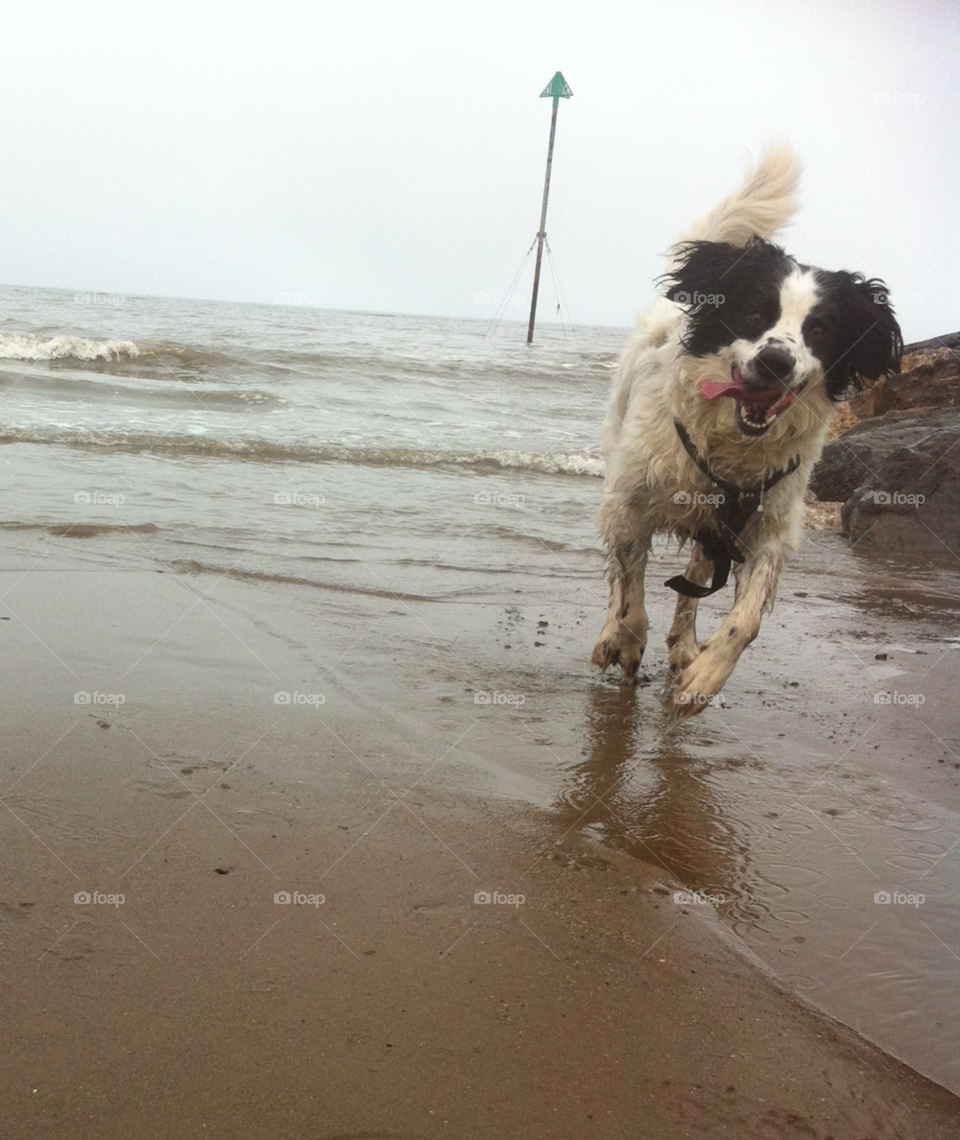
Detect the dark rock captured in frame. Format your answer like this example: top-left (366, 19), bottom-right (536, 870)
top-left (840, 415), bottom-right (960, 559)
top-left (804, 335), bottom-right (960, 560)
top-left (849, 339), bottom-right (960, 419)
top-left (810, 408), bottom-right (960, 503)
top-left (901, 331), bottom-right (960, 355)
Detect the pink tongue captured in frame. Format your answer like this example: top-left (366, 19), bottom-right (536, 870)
top-left (702, 380), bottom-right (742, 400)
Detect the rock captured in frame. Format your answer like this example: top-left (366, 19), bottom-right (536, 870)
top-left (901, 332), bottom-right (960, 355)
top-left (803, 496), bottom-right (842, 531)
top-left (849, 337), bottom-right (960, 419)
top-left (826, 403), bottom-right (858, 441)
top-left (839, 413), bottom-right (960, 559)
top-left (810, 408), bottom-right (960, 503)
top-left (808, 334), bottom-right (960, 559)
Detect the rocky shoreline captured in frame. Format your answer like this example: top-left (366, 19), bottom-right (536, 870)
top-left (809, 334), bottom-right (960, 558)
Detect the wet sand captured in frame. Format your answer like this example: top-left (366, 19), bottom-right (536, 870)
top-left (2, 543), bottom-right (959, 1139)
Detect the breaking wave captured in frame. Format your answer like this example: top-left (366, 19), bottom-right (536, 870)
top-left (0, 333), bottom-right (140, 361)
top-left (0, 426), bottom-right (604, 476)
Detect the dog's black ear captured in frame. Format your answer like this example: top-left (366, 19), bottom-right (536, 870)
top-left (822, 273), bottom-right (903, 398)
top-left (663, 240), bottom-right (754, 308)
top-left (660, 237), bottom-right (790, 356)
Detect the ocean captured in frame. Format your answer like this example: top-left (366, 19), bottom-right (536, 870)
top-left (0, 287), bottom-right (619, 590)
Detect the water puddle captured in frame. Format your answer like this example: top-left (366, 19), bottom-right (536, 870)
top-left (551, 681), bottom-right (958, 1092)
top-left (541, 539), bottom-right (960, 1093)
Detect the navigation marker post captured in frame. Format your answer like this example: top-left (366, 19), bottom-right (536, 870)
top-left (527, 71), bottom-right (572, 345)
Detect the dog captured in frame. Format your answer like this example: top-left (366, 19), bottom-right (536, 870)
top-left (591, 145), bottom-right (902, 714)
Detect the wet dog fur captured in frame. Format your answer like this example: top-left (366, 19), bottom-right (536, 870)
top-left (591, 146), bottom-right (902, 714)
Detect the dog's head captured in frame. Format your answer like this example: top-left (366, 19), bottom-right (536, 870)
top-left (663, 237), bottom-right (903, 437)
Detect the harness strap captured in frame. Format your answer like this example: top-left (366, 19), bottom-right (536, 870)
top-left (665, 419), bottom-right (800, 598)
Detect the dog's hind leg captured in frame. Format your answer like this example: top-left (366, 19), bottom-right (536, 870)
top-left (591, 534), bottom-right (651, 684)
top-left (666, 542), bottom-right (712, 675)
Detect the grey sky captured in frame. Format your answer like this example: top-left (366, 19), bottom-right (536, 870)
top-left (1, 0), bottom-right (956, 340)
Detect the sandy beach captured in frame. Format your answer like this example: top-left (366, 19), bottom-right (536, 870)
top-left (2, 527), bottom-right (958, 1139)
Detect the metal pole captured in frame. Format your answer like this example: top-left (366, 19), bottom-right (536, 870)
top-left (527, 96), bottom-right (560, 345)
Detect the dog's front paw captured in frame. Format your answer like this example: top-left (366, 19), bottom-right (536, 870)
top-left (591, 618), bottom-right (645, 683)
top-left (672, 648), bottom-right (734, 717)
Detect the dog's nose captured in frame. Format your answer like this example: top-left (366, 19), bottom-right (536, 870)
top-left (754, 345), bottom-right (796, 384)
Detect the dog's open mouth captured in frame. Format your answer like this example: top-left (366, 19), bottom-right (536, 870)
top-left (702, 366), bottom-right (804, 436)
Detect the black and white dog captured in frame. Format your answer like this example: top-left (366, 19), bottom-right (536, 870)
top-left (591, 146), bottom-right (902, 714)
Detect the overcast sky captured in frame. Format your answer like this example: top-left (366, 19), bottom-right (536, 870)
top-left (1, 1), bottom-right (956, 341)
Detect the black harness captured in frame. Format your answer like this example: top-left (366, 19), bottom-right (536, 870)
top-left (665, 418), bottom-right (801, 599)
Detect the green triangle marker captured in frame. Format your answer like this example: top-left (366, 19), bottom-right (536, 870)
top-left (540, 71), bottom-right (573, 105)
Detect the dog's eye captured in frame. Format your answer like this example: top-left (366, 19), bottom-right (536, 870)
top-left (744, 312), bottom-right (764, 330)
top-left (807, 324), bottom-right (825, 339)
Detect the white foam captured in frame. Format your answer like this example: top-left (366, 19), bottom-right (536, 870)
top-left (486, 449), bottom-right (605, 477)
top-left (0, 334), bottom-right (140, 361)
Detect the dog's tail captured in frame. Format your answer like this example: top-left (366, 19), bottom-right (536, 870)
top-left (672, 144), bottom-right (802, 260)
